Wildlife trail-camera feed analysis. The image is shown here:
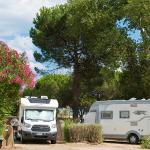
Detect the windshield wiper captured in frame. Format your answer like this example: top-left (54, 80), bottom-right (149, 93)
top-left (26, 118), bottom-right (33, 120)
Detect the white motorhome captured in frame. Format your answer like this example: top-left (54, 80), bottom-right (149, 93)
top-left (17, 96), bottom-right (58, 144)
top-left (84, 98), bottom-right (150, 144)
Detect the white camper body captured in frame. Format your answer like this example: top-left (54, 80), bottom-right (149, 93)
top-left (18, 97), bottom-right (58, 143)
top-left (84, 99), bottom-right (150, 144)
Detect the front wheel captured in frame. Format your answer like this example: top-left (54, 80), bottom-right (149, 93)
top-left (128, 134), bottom-right (139, 144)
top-left (20, 133), bottom-right (26, 144)
top-left (51, 140), bottom-right (56, 144)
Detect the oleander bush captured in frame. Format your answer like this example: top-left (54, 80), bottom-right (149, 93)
top-left (64, 124), bottom-right (103, 143)
top-left (141, 136), bottom-right (150, 149)
top-left (0, 41), bottom-right (35, 127)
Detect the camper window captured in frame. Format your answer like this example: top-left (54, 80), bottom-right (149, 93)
top-left (120, 111), bottom-right (129, 119)
top-left (101, 111), bottom-right (113, 119)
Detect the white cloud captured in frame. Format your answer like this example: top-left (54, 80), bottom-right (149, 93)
top-left (0, 0), bottom-right (68, 76)
top-left (5, 36), bottom-right (70, 75)
top-left (0, 0), bottom-right (67, 38)
top-left (5, 36), bottom-right (46, 74)
top-left (6, 36), bottom-right (46, 72)
top-left (7, 36), bottom-right (35, 62)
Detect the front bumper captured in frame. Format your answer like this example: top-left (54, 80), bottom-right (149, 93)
top-left (22, 130), bottom-right (57, 140)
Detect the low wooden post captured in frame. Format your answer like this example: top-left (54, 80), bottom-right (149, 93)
top-left (1, 125), bottom-right (14, 149)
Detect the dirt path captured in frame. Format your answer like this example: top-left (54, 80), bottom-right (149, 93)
top-left (12, 142), bottom-right (144, 150)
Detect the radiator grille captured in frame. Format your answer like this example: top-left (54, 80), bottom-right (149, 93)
top-left (31, 125), bottom-right (50, 132)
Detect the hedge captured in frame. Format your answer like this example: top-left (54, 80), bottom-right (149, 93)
top-left (64, 123), bottom-right (103, 144)
top-left (141, 136), bottom-right (150, 149)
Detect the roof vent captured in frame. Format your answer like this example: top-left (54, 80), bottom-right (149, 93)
top-left (31, 96), bottom-right (38, 98)
top-left (129, 97), bottom-right (136, 101)
top-left (41, 96), bottom-right (48, 99)
top-left (25, 96), bottom-right (30, 98)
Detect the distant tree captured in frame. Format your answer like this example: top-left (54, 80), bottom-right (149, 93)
top-left (30, 0), bottom-right (125, 117)
top-left (24, 74), bottom-right (72, 106)
top-left (116, 0), bottom-right (150, 99)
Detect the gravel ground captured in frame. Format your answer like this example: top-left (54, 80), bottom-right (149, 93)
top-left (11, 142), bottom-right (144, 150)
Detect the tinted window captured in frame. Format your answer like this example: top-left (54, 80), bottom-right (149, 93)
top-left (101, 111), bottom-right (113, 119)
top-left (120, 111), bottom-right (129, 118)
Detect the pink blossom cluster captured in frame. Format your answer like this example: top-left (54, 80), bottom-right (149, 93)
top-left (0, 41), bottom-right (35, 88)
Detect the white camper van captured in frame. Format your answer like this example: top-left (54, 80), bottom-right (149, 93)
top-left (17, 96), bottom-right (58, 144)
top-left (84, 99), bottom-right (150, 144)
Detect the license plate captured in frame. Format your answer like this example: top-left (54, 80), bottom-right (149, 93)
top-left (36, 133), bottom-right (43, 136)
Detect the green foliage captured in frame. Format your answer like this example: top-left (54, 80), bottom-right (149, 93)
top-left (0, 42), bottom-right (34, 128)
top-left (30, 0), bottom-right (124, 107)
top-left (141, 136), bottom-right (150, 149)
top-left (0, 124), bottom-right (3, 135)
top-left (24, 74), bottom-right (72, 106)
top-left (80, 94), bottom-right (95, 107)
top-left (63, 119), bottom-right (73, 142)
top-left (98, 68), bottom-right (121, 99)
top-left (68, 124), bottom-right (103, 143)
top-left (0, 82), bottom-right (20, 127)
top-left (30, 0), bottom-right (150, 104)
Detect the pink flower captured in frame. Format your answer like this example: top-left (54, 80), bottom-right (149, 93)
top-left (0, 41), bottom-right (36, 88)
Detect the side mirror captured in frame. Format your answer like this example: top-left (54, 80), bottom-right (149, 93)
top-left (21, 116), bottom-right (24, 123)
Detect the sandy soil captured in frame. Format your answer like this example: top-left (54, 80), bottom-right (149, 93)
top-left (10, 142), bottom-right (144, 150)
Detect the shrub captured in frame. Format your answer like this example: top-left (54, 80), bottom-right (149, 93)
top-left (0, 41), bottom-right (35, 88)
top-left (0, 41), bottom-right (35, 128)
top-left (0, 120), bottom-right (4, 136)
top-left (68, 124), bottom-right (103, 144)
top-left (0, 124), bottom-right (3, 136)
top-left (141, 136), bottom-right (150, 149)
top-left (63, 119), bottom-right (73, 142)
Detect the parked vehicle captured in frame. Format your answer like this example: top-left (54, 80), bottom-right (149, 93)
top-left (17, 96), bottom-right (58, 144)
top-left (84, 98), bottom-right (150, 144)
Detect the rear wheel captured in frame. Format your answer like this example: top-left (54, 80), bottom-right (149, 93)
top-left (128, 134), bottom-right (139, 144)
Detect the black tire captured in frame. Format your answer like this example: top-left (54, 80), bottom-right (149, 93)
top-left (20, 134), bottom-right (26, 144)
top-left (128, 134), bottom-right (139, 144)
top-left (51, 140), bottom-right (56, 144)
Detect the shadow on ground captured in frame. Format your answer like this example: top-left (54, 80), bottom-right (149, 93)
top-left (15, 140), bottom-right (51, 145)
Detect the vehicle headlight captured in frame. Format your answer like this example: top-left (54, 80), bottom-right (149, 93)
top-left (24, 122), bottom-right (31, 128)
top-left (51, 124), bottom-right (56, 128)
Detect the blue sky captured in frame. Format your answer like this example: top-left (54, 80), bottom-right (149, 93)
top-left (117, 19), bottom-right (142, 43)
top-left (0, 0), bottom-right (69, 75)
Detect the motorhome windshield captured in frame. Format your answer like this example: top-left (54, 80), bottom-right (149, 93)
top-left (25, 109), bottom-right (54, 122)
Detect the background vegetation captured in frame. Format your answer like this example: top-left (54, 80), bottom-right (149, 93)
top-left (141, 136), bottom-right (150, 149)
top-left (25, 0), bottom-right (150, 117)
top-left (0, 41), bottom-right (35, 131)
top-left (1, 0), bottom-right (150, 130)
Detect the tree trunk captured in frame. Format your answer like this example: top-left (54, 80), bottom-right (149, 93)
top-left (72, 53), bottom-right (81, 118)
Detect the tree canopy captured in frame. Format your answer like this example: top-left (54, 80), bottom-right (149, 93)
top-left (24, 74), bottom-right (72, 106)
top-left (30, 0), bottom-right (125, 108)
top-left (30, 0), bottom-right (150, 112)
